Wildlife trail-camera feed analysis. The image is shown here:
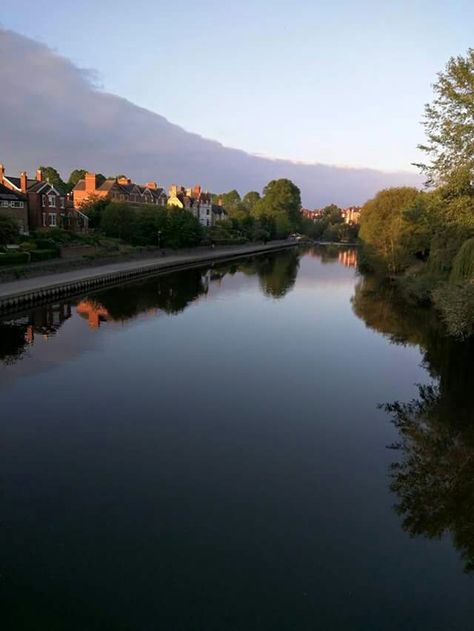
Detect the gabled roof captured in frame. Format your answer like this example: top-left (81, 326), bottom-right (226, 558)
top-left (0, 182), bottom-right (27, 201)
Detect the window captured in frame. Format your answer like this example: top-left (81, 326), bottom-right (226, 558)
top-left (1, 200), bottom-right (8, 207)
top-left (206, 208), bottom-right (210, 215)
top-left (42, 213), bottom-right (47, 227)
top-left (60, 197), bottom-right (65, 209)
top-left (49, 213), bottom-right (57, 227)
top-left (10, 201), bottom-right (24, 208)
top-left (48, 195), bottom-right (56, 208)
top-left (42, 195), bottom-right (46, 207)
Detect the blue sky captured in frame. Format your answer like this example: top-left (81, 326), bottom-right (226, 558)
top-left (3, 0), bottom-right (473, 172)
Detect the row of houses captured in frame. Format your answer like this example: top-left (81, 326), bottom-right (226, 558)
top-left (0, 164), bottom-right (88, 233)
top-left (301, 206), bottom-right (361, 224)
top-left (0, 162), bottom-right (226, 235)
top-left (73, 174), bottom-right (226, 227)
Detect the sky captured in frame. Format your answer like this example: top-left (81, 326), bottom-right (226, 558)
top-left (2, 0), bottom-right (473, 172)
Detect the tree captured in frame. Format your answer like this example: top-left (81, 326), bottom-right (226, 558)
top-left (79, 196), bottom-right (111, 230)
top-left (101, 203), bottom-right (138, 242)
top-left (242, 191), bottom-right (261, 212)
top-left (252, 179), bottom-right (302, 237)
top-left (359, 187), bottom-right (422, 272)
top-left (417, 48), bottom-right (474, 184)
top-left (38, 165), bottom-right (66, 193)
top-left (166, 208), bottom-right (203, 248)
top-left (0, 215), bottom-right (20, 245)
top-left (219, 190), bottom-right (242, 214)
top-left (67, 169), bottom-right (87, 192)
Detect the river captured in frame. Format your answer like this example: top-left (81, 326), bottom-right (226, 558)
top-left (0, 246), bottom-right (473, 630)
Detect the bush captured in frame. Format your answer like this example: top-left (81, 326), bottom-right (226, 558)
top-left (30, 249), bottom-right (58, 262)
top-left (432, 281), bottom-right (474, 339)
top-left (0, 215), bottom-right (20, 246)
top-left (0, 251), bottom-right (30, 266)
top-left (450, 238), bottom-right (474, 282)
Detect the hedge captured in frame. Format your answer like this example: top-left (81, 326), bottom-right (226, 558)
top-left (0, 252), bottom-right (30, 266)
top-left (30, 249), bottom-right (58, 262)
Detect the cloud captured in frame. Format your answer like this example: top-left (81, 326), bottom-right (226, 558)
top-left (0, 28), bottom-right (422, 206)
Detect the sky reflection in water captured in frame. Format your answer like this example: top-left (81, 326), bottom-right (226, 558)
top-left (0, 246), bottom-right (473, 631)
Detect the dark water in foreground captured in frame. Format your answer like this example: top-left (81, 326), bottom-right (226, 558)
top-left (0, 246), bottom-right (473, 630)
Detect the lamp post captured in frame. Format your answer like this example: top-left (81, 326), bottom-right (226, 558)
top-left (157, 230), bottom-right (162, 249)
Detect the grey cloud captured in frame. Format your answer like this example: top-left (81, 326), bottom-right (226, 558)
top-left (0, 28), bottom-right (422, 206)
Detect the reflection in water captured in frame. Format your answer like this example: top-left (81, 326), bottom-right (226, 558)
top-left (353, 274), bottom-right (474, 572)
top-left (0, 249), bottom-right (302, 362)
top-left (0, 303), bottom-right (72, 364)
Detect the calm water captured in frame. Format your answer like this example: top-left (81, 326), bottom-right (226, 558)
top-left (0, 246), bottom-right (473, 630)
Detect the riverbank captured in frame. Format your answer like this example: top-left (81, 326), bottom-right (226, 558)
top-left (0, 240), bottom-right (296, 313)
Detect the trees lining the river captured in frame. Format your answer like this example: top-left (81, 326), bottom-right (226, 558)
top-left (358, 48), bottom-right (474, 338)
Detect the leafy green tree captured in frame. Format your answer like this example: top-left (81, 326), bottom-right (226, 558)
top-left (359, 187), bottom-right (422, 272)
top-left (251, 179), bottom-right (301, 239)
top-left (79, 196), bottom-right (111, 230)
top-left (242, 191), bottom-right (261, 212)
top-left (38, 165), bottom-right (66, 193)
top-left (417, 48), bottom-right (474, 184)
top-left (166, 208), bottom-right (203, 248)
top-left (101, 203), bottom-right (138, 242)
top-left (218, 190), bottom-right (242, 214)
top-left (0, 215), bottom-right (20, 245)
top-left (67, 169), bottom-right (87, 192)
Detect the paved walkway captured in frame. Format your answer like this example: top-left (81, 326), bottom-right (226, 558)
top-left (0, 241), bottom-right (294, 308)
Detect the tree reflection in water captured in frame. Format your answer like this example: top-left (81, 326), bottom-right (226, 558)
top-left (0, 250), bottom-right (303, 363)
top-left (353, 274), bottom-right (474, 572)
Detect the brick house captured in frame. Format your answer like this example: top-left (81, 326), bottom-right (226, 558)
top-left (0, 163), bottom-right (86, 231)
top-left (73, 173), bottom-right (167, 208)
top-left (0, 181), bottom-right (28, 234)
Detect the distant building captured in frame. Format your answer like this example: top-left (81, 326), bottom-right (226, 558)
top-left (341, 206), bottom-right (361, 224)
top-left (301, 208), bottom-right (324, 221)
top-left (73, 173), bottom-right (167, 209)
top-left (167, 184), bottom-right (226, 227)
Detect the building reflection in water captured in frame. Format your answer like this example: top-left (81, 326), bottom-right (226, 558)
top-left (338, 249), bottom-right (358, 268)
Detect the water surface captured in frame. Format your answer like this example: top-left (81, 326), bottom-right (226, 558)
top-left (1, 247), bottom-right (473, 630)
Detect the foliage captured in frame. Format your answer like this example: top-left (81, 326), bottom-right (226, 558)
top-left (0, 251), bottom-right (30, 266)
top-left (252, 179), bottom-right (301, 235)
top-left (215, 190), bottom-right (241, 214)
top-left (359, 187), bottom-right (423, 273)
top-left (242, 191), bottom-right (261, 212)
top-left (101, 203), bottom-right (138, 242)
top-left (0, 215), bottom-right (20, 246)
top-left (432, 281), bottom-right (474, 339)
top-left (450, 238), bottom-right (474, 282)
top-left (100, 202), bottom-right (202, 248)
top-left (417, 48), bottom-right (474, 184)
top-left (38, 165), bottom-right (66, 193)
top-left (79, 196), bottom-right (111, 229)
top-left (67, 169), bottom-right (87, 192)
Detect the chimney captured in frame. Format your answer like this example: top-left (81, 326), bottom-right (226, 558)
top-left (20, 171), bottom-right (28, 193)
top-left (193, 184), bottom-right (202, 198)
top-left (36, 168), bottom-right (43, 182)
top-left (0, 163), bottom-right (4, 183)
top-left (85, 172), bottom-right (96, 192)
top-left (146, 182), bottom-right (157, 190)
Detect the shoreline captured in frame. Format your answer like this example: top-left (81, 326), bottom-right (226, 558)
top-left (0, 241), bottom-right (296, 314)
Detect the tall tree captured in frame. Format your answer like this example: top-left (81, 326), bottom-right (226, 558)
top-left (252, 179), bottom-right (301, 235)
top-left (67, 169), bottom-right (87, 192)
top-left (417, 48), bottom-right (474, 184)
top-left (242, 191), bottom-right (261, 212)
top-left (38, 165), bottom-right (66, 193)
